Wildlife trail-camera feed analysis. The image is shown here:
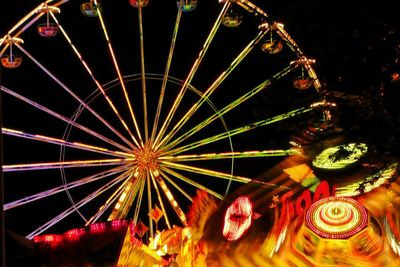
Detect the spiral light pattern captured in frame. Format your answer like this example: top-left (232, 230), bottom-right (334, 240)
top-left (306, 196), bottom-right (368, 239)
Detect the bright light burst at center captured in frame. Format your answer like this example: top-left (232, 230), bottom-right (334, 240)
top-left (133, 142), bottom-right (160, 172)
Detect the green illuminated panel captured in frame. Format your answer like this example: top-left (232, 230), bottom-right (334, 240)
top-left (312, 143), bottom-right (368, 170)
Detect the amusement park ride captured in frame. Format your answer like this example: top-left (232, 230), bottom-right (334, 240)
top-left (1, 0), bottom-right (400, 266)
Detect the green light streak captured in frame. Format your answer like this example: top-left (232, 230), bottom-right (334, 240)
top-left (168, 106), bottom-right (310, 155)
top-left (161, 149), bottom-right (300, 162)
top-left (161, 161), bottom-right (251, 183)
top-left (157, 30), bottom-right (268, 149)
top-left (312, 143), bottom-right (368, 170)
top-left (151, 9), bottom-right (182, 142)
top-left (162, 63), bottom-right (300, 152)
top-left (153, 2), bottom-right (231, 148)
top-left (159, 167), bottom-right (223, 200)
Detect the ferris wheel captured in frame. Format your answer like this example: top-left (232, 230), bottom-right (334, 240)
top-left (1, 0), bottom-right (325, 240)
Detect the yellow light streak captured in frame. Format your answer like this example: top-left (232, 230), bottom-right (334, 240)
top-left (150, 172), bottom-right (171, 229)
top-left (161, 161), bottom-right (251, 183)
top-left (94, 0), bottom-right (144, 146)
top-left (154, 174), bottom-right (187, 225)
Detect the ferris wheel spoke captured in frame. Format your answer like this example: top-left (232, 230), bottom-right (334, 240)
top-left (2, 127), bottom-right (131, 158)
top-left (162, 162), bottom-right (291, 193)
top-left (25, 172), bottom-right (127, 240)
top-left (161, 161), bottom-right (251, 184)
top-left (3, 158), bottom-right (133, 172)
top-left (152, 172), bottom-right (187, 226)
top-left (159, 167), bottom-right (223, 200)
top-left (151, 9), bottom-right (182, 142)
top-left (168, 106), bottom-right (312, 154)
top-left (108, 173), bottom-right (142, 221)
top-left (87, 171), bottom-right (134, 225)
top-left (4, 165), bottom-right (130, 211)
top-left (133, 176), bottom-right (146, 225)
top-left (26, 209), bottom-right (73, 240)
top-left (146, 173), bottom-right (154, 237)
top-left (94, 0), bottom-right (144, 146)
top-left (149, 172), bottom-right (171, 229)
top-left (161, 149), bottom-right (301, 162)
top-left (137, 6), bottom-right (149, 141)
top-left (1, 86), bottom-right (132, 153)
top-left (158, 169), bottom-right (193, 201)
top-left (1, 15), bottom-right (40, 50)
top-left (4, 1), bottom-right (71, 39)
top-left (153, 2), bottom-right (231, 148)
top-left (14, 44), bottom-right (136, 149)
top-left (274, 25), bottom-right (321, 90)
top-left (48, 12), bottom-right (141, 147)
top-left (3, 2), bottom-right (46, 39)
top-left (163, 63), bottom-right (300, 151)
top-left (229, 0), bottom-right (269, 19)
top-left (0, 43), bottom-right (9, 58)
top-left (157, 30), bottom-right (269, 149)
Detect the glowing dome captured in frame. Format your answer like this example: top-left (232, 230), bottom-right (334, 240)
top-left (288, 196), bottom-right (386, 266)
top-left (306, 196), bottom-right (368, 239)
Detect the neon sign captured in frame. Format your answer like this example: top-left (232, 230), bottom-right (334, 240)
top-left (279, 180), bottom-right (335, 219)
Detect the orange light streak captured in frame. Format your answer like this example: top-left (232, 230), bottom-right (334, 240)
top-left (3, 158), bottom-right (134, 172)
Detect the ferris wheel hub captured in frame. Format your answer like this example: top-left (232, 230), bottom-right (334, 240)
top-left (133, 142), bottom-right (160, 173)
